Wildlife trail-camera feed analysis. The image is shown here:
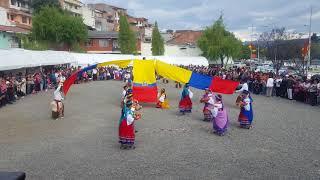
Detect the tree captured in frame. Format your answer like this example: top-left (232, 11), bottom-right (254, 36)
top-left (198, 16), bottom-right (242, 67)
top-left (311, 33), bottom-right (319, 43)
top-left (151, 22), bottom-right (165, 56)
top-left (311, 43), bottom-right (320, 60)
top-left (259, 27), bottom-right (301, 73)
top-left (240, 44), bottom-right (251, 60)
top-left (119, 15), bottom-right (137, 54)
top-left (311, 33), bottom-right (320, 60)
top-left (31, 0), bottom-right (60, 13)
top-left (31, 6), bottom-right (87, 50)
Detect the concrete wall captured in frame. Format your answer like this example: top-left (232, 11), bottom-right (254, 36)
top-left (81, 6), bottom-right (95, 29)
top-left (141, 42), bottom-right (202, 57)
top-left (84, 38), bottom-right (141, 54)
top-left (0, 7), bottom-right (9, 26)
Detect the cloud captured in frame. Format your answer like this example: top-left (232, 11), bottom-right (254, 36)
top-left (82, 0), bottom-right (320, 40)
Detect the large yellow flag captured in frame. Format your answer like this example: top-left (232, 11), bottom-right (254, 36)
top-left (155, 60), bottom-right (192, 84)
top-left (133, 60), bottom-right (156, 84)
top-left (98, 60), bottom-right (132, 68)
top-left (133, 60), bottom-right (158, 102)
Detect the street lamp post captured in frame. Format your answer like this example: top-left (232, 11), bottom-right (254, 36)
top-left (306, 6), bottom-right (313, 76)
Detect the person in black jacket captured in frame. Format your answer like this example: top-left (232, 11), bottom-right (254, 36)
top-left (280, 76), bottom-right (288, 98)
top-left (287, 76), bottom-right (295, 100)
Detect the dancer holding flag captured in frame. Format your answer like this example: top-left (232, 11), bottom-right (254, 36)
top-left (179, 83), bottom-right (193, 115)
top-left (51, 82), bottom-right (64, 120)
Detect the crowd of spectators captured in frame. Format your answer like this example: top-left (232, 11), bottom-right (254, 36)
top-left (0, 65), bottom-right (131, 108)
top-left (1, 63), bottom-right (319, 108)
top-left (182, 65), bottom-right (320, 106)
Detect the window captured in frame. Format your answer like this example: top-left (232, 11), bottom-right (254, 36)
top-left (99, 39), bottom-right (109, 47)
top-left (7, 13), bottom-right (9, 20)
top-left (11, 0), bottom-right (16, 5)
top-left (22, 16), bottom-right (27, 23)
top-left (95, 21), bottom-right (102, 31)
top-left (85, 40), bottom-right (93, 47)
top-left (28, 18), bottom-right (31, 24)
top-left (10, 15), bottom-right (15, 21)
top-left (113, 40), bottom-right (119, 49)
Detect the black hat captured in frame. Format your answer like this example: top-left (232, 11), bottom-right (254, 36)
top-left (242, 90), bottom-right (250, 95)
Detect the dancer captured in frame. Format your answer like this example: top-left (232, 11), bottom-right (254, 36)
top-left (119, 100), bottom-right (137, 149)
top-left (236, 79), bottom-right (248, 106)
top-left (51, 83), bottom-right (64, 120)
top-left (121, 85), bottom-right (128, 108)
top-left (156, 88), bottom-right (170, 109)
top-left (212, 94), bottom-right (228, 136)
top-left (238, 90), bottom-right (254, 129)
top-left (179, 83), bottom-right (193, 115)
top-left (200, 88), bottom-right (215, 121)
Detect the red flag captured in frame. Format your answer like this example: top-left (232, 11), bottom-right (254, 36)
top-left (209, 77), bottom-right (240, 94)
top-left (63, 71), bottom-right (79, 96)
top-left (132, 86), bottom-right (158, 103)
top-left (302, 40), bottom-right (309, 58)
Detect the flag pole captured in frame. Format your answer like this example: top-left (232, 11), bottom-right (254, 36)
top-left (306, 6), bottom-right (312, 77)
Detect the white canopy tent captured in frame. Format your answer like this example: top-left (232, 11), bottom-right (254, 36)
top-left (0, 49), bottom-right (209, 71)
top-left (0, 49), bottom-right (76, 71)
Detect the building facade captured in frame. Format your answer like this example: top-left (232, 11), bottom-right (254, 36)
top-left (59, 0), bottom-right (82, 16)
top-left (0, 0), bottom-right (32, 30)
top-left (142, 30), bottom-right (203, 57)
top-left (88, 3), bottom-right (127, 32)
top-left (81, 5), bottom-right (95, 29)
top-left (0, 0), bottom-right (31, 49)
top-left (83, 30), bottom-right (141, 54)
top-left (0, 25), bottom-right (29, 49)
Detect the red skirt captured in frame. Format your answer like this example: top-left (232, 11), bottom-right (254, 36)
top-left (156, 101), bottom-right (162, 108)
top-left (179, 96), bottom-right (192, 112)
top-left (119, 119), bottom-right (135, 145)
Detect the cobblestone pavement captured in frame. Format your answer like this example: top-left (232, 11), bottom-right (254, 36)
top-left (0, 81), bottom-right (319, 180)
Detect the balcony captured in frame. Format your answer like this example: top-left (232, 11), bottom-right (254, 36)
top-left (63, 0), bottom-right (82, 6)
top-left (9, 1), bottom-right (31, 13)
top-left (63, 4), bottom-right (82, 15)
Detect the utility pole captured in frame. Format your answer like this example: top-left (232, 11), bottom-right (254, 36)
top-left (257, 38), bottom-right (260, 61)
top-left (250, 24), bottom-right (253, 59)
top-left (306, 6), bottom-right (312, 76)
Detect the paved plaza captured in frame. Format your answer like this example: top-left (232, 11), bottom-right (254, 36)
top-left (0, 81), bottom-right (319, 179)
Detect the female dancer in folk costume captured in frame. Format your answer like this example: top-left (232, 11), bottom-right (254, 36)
top-left (200, 88), bottom-right (215, 121)
top-left (156, 88), bottom-right (170, 109)
top-left (123, 88), bottom-right (142, 130)
top-left (119, 100), bottom-right (140, 149)
top-left (211, 94), bottom-right (229, 136)
top-left (238, 90), bottom-right (254, 129)
top-left (121, 85), bottom-right (129, 108)
top-left (179, 83), bottom-right (193, 115)
top-left (51, 83), bottom-right (64, 120)
top-left (235, 79), bottom-right (249, 106)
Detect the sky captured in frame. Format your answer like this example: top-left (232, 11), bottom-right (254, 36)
top-left (82, 0), bottom-right (320, 41)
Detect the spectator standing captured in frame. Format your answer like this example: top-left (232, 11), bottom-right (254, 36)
top-left (275, 76), bottom-right (282, 97)
top-left (308, 80), bottom-right (318, 106)
top-left (266, 74), bottom-right (274, 97)
top-left (287, 76), bottom-right (295, 100)
top-left (92, 68), bottom-right (98, 81)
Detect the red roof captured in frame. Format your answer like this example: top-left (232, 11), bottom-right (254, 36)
top-left (167, 30), bottom-right (202, 45)
top-left (127, 15), bottom-right (148, 24)
top-left (0, 25), bottom-right (30, 34)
